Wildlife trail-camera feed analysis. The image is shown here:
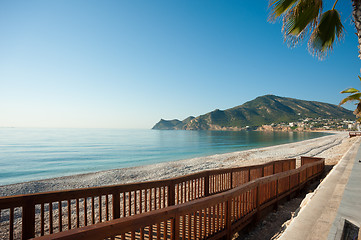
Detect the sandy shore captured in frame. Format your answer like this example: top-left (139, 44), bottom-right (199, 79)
top-left (0, 131), bottom-right (357, 197)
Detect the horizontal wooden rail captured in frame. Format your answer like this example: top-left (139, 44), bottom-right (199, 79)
top-left (0, 158), bottom-right (297, 240)
top-left (30, 157), bottom-right (324, 240)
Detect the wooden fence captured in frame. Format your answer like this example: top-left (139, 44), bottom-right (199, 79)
top-left (0, 157), bottom-right (315, 240)
top-left (29, 156), bottom-right (323, 240)
top-left (349, 131), bottom-right (361, 137)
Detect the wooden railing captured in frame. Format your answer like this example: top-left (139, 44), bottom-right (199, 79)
top-left (0, 159), bottom-right (297, 240)
top-left (349, 131), bottom-right (361, 137)
top-left (29, 156), bottom-right (324, 240)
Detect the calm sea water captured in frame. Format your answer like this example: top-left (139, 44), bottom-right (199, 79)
top-left (0, 128), bottom-right (329, 186)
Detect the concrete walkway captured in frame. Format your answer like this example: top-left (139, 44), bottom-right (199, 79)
top-left (279, 138), bottom-right (361, 240)
top-left (328, 138), bottom-right (361, 240)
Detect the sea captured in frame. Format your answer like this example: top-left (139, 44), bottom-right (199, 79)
top-left (0, 128), bottom-right (330, 186)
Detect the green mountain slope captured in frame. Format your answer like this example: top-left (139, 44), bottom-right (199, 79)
top-left (152, 95), bottom-right (355, 130)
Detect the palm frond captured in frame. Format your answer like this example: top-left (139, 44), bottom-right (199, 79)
top-left (269, 0), bottom-right (299, 20)
top-left (286, 0), bottom-right (323, 35)
top-left (339, 93), bottom-right (361, 105)
top-left (281, 0), bottom-right (323, 48)
top-left (340, 88), bottom-right (360, 94)
top-left (354, 102), bottom-right (361, 117)
top-left (309, 9), bottom-right (344, 59)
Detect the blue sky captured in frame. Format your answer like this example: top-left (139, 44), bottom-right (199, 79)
top-left (0, 1), bottom-right (360, 129)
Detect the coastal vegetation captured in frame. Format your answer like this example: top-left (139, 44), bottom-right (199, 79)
top-left (152, 95), bottom-right (354, 130)
top-left (340, 76), bottom-right (361, 122)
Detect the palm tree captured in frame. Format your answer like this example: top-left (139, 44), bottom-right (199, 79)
top-left (340, 76), bottom-right (361, 121)
top-left (268, 0), bottom-right (348, 59)
top-left (269, 0), bottom-right (361, 121)
top-left (353, 0), bottom-right (361, 58)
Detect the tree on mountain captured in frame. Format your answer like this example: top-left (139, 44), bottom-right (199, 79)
top-left (268, 0), bottom-right (361, 121)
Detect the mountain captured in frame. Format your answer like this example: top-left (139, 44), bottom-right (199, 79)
top-left (152, 117), bottom-right (195, 130)
top-left (152, 95), bottom-right (355, 130)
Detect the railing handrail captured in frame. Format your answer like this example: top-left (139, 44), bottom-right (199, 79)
top-left (31, 158), bottom-right (324, 240)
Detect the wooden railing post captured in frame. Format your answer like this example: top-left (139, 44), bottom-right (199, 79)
top-left (171, 216), bottom-right (179, 240)
top-left (297, 171), bottom-right (301, 190)
top-left (205, 172), bottom-right (210, 197)
top-left (22, 199), bottom-right (35, 240)
top-left (112, 192), bottom-right (120, 219)
top-left (168, 181), bottom-right (175, 206)
top-left (226, 198), bottom-right (232, 239)
top-left (230, 171), bottom-right (234, 189)
top-left (256, 183), bottom-right (261, 220)
top-left (289, 175), bottom-right (291, 191)
top-left (287, 175), bottom-right (291, 201)
top-left (274, 177), bottom-right (279, 211)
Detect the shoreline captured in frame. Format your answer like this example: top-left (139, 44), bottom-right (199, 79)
top-left (0, 131), bottom-right (356, 197)
top-left (0, 129), bottom-right (330, 188)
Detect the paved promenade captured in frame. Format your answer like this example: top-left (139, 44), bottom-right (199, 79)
top-left (279, 138), bottom-right (361, 240)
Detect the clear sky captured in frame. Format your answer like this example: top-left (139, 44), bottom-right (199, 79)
top-left (1, 1), bottom-right (360, 129)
